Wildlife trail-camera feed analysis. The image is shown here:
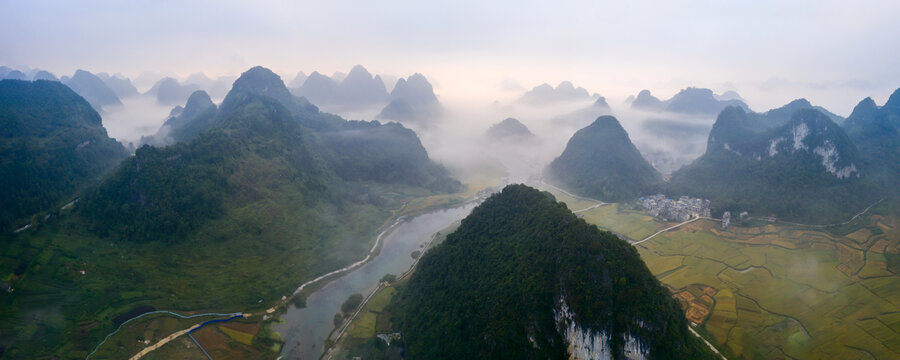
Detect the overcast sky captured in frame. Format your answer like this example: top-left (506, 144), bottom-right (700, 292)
top-left (2, 0), bottom-right (899, 114)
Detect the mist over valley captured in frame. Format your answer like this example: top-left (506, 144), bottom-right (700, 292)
top-left (2, 2), bottom-right (899, 360)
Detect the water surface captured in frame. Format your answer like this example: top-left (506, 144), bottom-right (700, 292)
top-left (276, 203), bottom-right (476, 359)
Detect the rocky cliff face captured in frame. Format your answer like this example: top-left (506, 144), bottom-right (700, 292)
top-left (555, 298), bottom-right (649, 360)
top-left (707, 107), bottom-right (860, 180)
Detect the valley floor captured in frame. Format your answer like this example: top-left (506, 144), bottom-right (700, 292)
top-left (333, 183), bottom-right (900, 360)
top-left (556, 188), bottom-right (900, 360)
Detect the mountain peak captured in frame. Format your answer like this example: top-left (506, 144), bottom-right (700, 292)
top-left (556, 81), bottom-right (575, 91)
top-left (632, 89), bottom-right (663, 110)
top-left (546, 115), bottom-right (661, 202)
top-left (590, 115), bottom-right (626, 132)
top-left (787, 98), bottom-right (812, 108)
top-left (222, 66), bottom-right (295, 111)
top-left (404, 73), bottom-right (433, 91)
top-left (64, 69), bottom-right (122, 110)
top-left (390, 74), bottom-right (436, 103)
top-left (378, 74), bottom-right (441, 123)
top-left (182, 90), bottom-right (214, 117)
top-left (592, 96), bottom-right (610, 108)
top-left (848, 97), bottom-right (879, 122)
top-left (667, 87), bottom-right (748, 114)
top-left (884, 87), bottom-right (900, 111)
top-left (236, 66), bottom-right (284, 86)
top-left (716, 90), bottom-right (744, 102)
top-left (674, 87), bottom-right (714, 97)
top-left (288, 71), bottom-right (308, 88)
top-left (517, 81), bottom-right (591, 104)
top-left (32, 70), bottom-right (59, 82)
top-left (347, 65), bottom-right (372, 78)
top-left (485, 117), bottom-right (534, 141)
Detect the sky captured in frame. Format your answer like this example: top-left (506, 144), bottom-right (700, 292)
top-left (2, 0), bottom-right (900, 114)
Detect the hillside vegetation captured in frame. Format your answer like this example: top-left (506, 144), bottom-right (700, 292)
top-left (390, 185), bottom-right (715, 359)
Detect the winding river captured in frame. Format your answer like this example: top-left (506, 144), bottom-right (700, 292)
top-left (275, 202), bottom-right (478, 359)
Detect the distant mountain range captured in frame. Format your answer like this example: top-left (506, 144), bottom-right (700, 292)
top-left (183, 73), bottom-right (236, 99)
top-left (62, 69), bottom-right (122, 111)
top-left (377, 73), bottom-right (442, 124)
top-left (631, 87), bottom-right (750, 115)
top-left (292, 65), bottom-right (389, 109)
top-left (548, 86), bottom-right (898, 223)
top-left (288, 65), bottom-right (442, 124)
top-left (145, 77), bottom-right (201, 106)
top-left (392, 184), bottom-right (717, 359)
top-left (3, 67), bottom-right (129, 112)
top-left (518, 81), bottom-right (594, 104)
top-left (96, 72), bottom-right (139, 99)
top-left (551, 96), bottom-right (613, 128)
top-left (484, 117), bottom-right (534, 142)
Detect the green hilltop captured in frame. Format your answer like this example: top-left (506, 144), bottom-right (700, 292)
top-left (390, 184), bottom-right (715, 359)
top-left (545, 115), bottom-right (663, 202)
top-left (0, 79), bottom-right (127, 232)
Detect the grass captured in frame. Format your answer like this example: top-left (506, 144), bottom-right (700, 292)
top-left (347, 287), bottom-right (396, 339)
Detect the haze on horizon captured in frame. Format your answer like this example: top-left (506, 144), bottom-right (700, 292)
top-left (3, 0), bottom-right (900, 114)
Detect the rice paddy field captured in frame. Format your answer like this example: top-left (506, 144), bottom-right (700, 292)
top-left (633, 214), bottom-right (900, 359)
top-left (540, 185), bottom-right (670, 241)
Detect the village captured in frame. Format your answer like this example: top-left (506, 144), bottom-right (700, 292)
top-left (639, 194), bottom-right (712, 222)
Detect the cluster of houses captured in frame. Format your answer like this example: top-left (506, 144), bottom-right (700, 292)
top-left (639, 194), bottom-right (712, 222)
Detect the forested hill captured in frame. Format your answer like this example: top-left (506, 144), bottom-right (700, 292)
top-left (841, 89), bottom-right (900, 193)
top-left (0, 67), bottom-right (461, 358)
top-left (669, 107), bottom-right (877, 223)
top-left (392, 184), bottom-right (715, 359)
top-left (545, 116), bottom-right (662, 202)
top-left (0, 79), bottom-right (127, 231)
top-left (81, 65), bottom-right (460, 242)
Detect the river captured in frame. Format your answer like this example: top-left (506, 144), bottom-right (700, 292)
top-left (275, 202), bottom-right (478, 359)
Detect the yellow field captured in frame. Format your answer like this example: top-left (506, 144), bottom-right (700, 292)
top-left (535, 185), bottom-right (665, 241)
top-left (580, 204), bottom-right (665, 241)
top-left (540, 185), bottom-right (600, 213)
top-left (218, 325), bottom-right (254, 345)
top-left (621, 214), bottom-right (900, 359)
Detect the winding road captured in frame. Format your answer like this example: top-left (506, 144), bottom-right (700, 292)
top-left (632, 216), bottom-right (717, 246)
